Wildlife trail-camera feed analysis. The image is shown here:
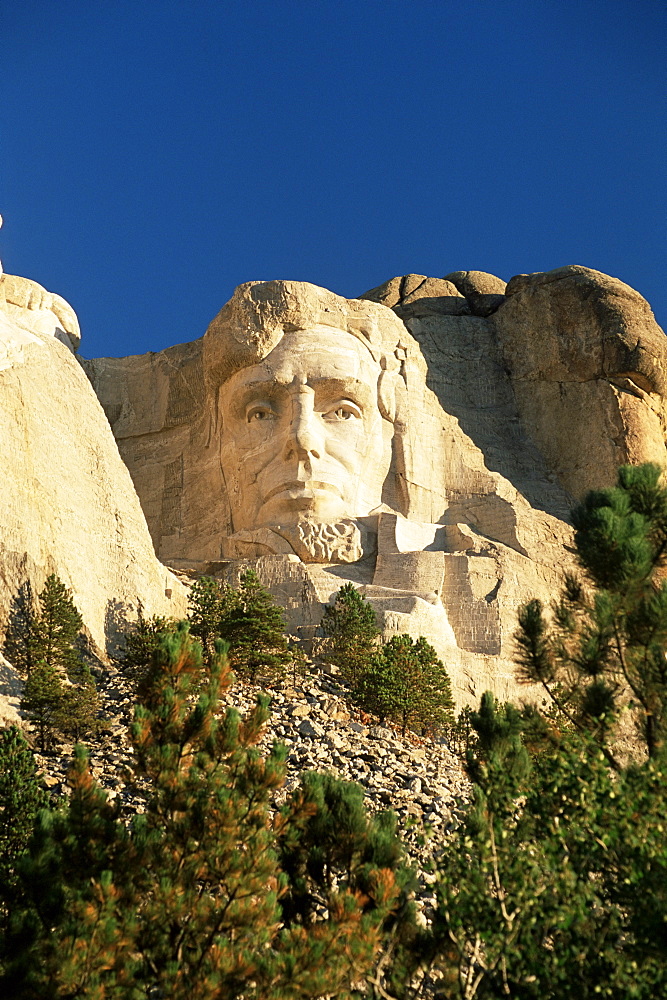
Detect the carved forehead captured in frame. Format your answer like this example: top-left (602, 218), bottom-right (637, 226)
top-left (231, 325), bottom-right (382, 382)
top-left (202, 279), bottom-right (420, 391)
top-left (221, 336), bottom-right (383, 418)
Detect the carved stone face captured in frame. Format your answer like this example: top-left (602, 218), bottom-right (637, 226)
top-left (218, 325), bottom-right (394, 532)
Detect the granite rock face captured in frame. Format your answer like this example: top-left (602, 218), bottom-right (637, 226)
top-left (4, 263), bottom-right (664, 712)
top-left (0, 274), bottom-right (187, 667)
top-left (83, 268), bottom-right (667, 707)
top-left (492, 265), bottom-right (667, 498)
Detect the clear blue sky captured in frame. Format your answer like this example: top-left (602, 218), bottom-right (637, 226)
top-left (1, 0), bottom-right (664, 359)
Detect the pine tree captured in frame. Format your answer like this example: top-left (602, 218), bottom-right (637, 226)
top-left (354, 648), bottom-right (397, 722)
top-left (7, 575), bottom-right (100, 749)
top-left (1, 625), bottom-right (398, 998)
top-left (320, 582), bottom-right (380, 684)
top-left (220, 569), bottom-right (292, 683)
top-left (420, 469), bottom-right (667, 996)
top-left (278, 770), bottom-right (418, 998)
top-left (516, 463), bottom-right (667, 759)
top-left (425, 693), bottom-right (667, 998)
top-left (21, 661), bottom-right (64, 751)
top-left (187, 572), bottom-right (291, 684)
top-left (2, 581), bottom-right (39, 677)
top-left (187, 575), bottom-right (240, 663)
top-left (0, 727), bottom-right (47, 902)
top-left (279, 770), bottom-right (410, 923)
top-left (410, 636), bottom-right (455, 735)
top-left (33, 575), bottom-right (83, 678)
top-left (117, 602), bottom-right (178, 694)
top-left (355, 634), bottom-right (454, 737)
top-left (56, 669), bottom-right (100, 743)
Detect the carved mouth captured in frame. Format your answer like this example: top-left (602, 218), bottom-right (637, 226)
top-left (262, 480), bottom-right (343, 503)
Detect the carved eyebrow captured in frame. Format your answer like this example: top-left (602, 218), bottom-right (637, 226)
top-left (307, 377), bottom-right (370, 391)
top-left (230, 376), bottom-right (375, 400)
top-left (225, 375), bottom-right (379, 424)
top-left (299, 378), bottom-right (377, 406)
top-left (232, 377), bottom-right (282, 389)
top-left (232, 375), bottom-right (372, 390)
top-left (227, 382), bottom-right (288, 417)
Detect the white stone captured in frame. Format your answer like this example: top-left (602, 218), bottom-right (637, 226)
top-left (0, 275), bottom-right (187, 669)
top-left (298, 718), bottom-right (326, 738)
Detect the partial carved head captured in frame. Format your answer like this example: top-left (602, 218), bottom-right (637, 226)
top-left (203, 280), bottom-right (425, 533)
top-left (0, 273), bottom-right (81, 352)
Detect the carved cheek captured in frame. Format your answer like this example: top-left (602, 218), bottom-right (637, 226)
top-left (221, 420), bottom-right (270, 476)
top-left (242, 418), bottom-right (291, 473)
top-left (322, 422), bottom-right (367, 470)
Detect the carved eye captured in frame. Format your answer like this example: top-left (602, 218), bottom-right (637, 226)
top-left (324, 401), bottom-right (362, 422)
top-left (247, 405), bottom-right (275, 422)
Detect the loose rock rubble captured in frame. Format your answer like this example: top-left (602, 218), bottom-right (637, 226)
top-left (31, 661), bottom-right (472, 939)
top-left (251, 676), bottom-right (470, 855)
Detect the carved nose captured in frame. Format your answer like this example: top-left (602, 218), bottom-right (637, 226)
top-left (285, 427), bottom-right (320, 462)
top-left (283, 414), bottom-right (321, 462)
top-left (283, 381), bottom-right (321, 462)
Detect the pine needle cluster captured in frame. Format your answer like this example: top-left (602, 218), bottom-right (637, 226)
top-left (515, 463), bottom-right (667, 760)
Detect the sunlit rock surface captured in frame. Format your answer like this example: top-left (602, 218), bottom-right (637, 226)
top-left (82, 269), bottom-right (667, 704)
top-left (0, 274), bottom-right (187, 678)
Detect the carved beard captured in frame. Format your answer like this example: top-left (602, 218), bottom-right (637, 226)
top-left (221, 519), bottom-right (366, 564)
top-left (274, 519), bottom-right (363, 564)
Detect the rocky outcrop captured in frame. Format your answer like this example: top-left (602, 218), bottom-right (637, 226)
top-left (5, 263), bottom-right (665, 714)
top-left (362, 271), bottom-right (508, 320)
top-left (443, 270), bottom-right (507, 317)
top-left (0, 274), bottom-right (187, 666)
top-left (0, 273), bottom-right (81, 350)
top-left (361, 274), bottom-right (470, 319)
top-left (86, 278), bottom-right (581, 707)
top-left (492, 265), bottom-right (667, 498)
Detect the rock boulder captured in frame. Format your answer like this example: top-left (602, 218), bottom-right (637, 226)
top-left (492, 265), bottom-right (667, 498)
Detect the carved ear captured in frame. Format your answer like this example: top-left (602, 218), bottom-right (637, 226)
top-left (378, 369), bottom-right (402, 422)
top-left (204, 386), bottom-right (221, 447)
top-left (378, 369), bottom-right (410, 423)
